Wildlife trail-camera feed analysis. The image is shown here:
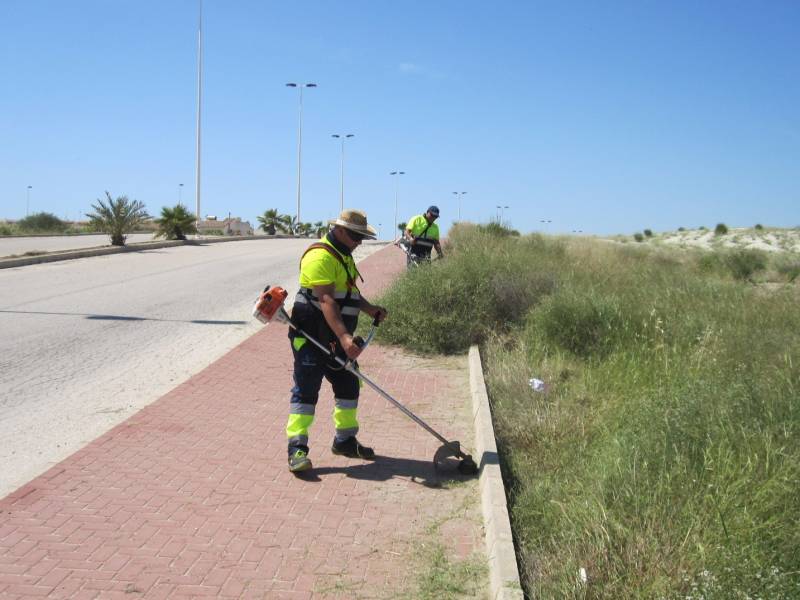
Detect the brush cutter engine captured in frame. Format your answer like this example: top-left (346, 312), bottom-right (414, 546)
top-left (252, 285), bottom-right (289, 324)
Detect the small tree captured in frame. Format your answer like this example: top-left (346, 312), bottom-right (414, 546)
top-left (397, 222), bottom-right (407, 233)
top-left (86, 192), bottom-right (150, 246)
top-left (643, 229), bottom-right (653, 237)
top-left (715, 223), bottom-right (728, 236)
top-left (154, 204), bottom-right (197, 240)
top-left (633, 232), bottom-right (644, 242)
top-left (754, 223), bottom-right (764, 231)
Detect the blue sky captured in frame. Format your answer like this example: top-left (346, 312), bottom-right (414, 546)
top-left (1, 0), bottom-right (798, 236)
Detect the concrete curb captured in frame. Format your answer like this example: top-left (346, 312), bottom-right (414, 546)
top-left (0, 235), bottom-right (293, 269)
top-left (469, 345), bottom-right (524, 600)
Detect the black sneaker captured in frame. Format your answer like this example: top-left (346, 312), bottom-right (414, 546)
top-left (288, 449), bottom-right (312, 473)
top-left (331, 437), bottom-right (375, 460)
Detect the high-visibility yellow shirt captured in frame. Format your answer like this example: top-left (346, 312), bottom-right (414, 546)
top-left (407, 214), bottom-right (439, 241)
top-left (299, 236), bottom-right (360, 295)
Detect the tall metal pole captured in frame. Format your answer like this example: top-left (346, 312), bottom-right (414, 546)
top-left (452, 191), bottom-right (466, 221)
top-left (179, 183), bottom-right (184, 205)
top-left (390, 171), bottom-right (405, 237)
top-left (296, 85), bottom-right (303, 225)
top-left (332, 134), bottom-right (354, 212)
top-left (26, 186), bottom-right (32, 217)
top-left (287, 83), bottom-right (316, 228)
top-left (339, 135), bottom-right (344, 212)
top-left (194, 0), bottom-right (203, 236)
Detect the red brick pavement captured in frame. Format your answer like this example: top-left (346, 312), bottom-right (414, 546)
top-left (0, 245), bottom-right (484, 599)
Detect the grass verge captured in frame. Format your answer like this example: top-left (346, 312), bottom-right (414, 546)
top-left (375, 224), bottom-right (800, 598)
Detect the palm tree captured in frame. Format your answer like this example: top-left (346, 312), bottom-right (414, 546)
top-left (257, 209), bottom-right (288, 235)
top-left (154, 204), bottom-right (197, 240)
top-left (281, 214), bottom-right (299, 235)
top-left (86, 192), bottom-right (150, 246)
top-left (296, 222), bottom-right (314, 237)
top-left (313, 221), bottom-right (328, 238)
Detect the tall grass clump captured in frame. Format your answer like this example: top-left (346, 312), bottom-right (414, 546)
top-left (375, 223), bottom-right (560, 353)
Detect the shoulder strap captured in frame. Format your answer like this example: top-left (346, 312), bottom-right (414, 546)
top-left (301, 242), bottom-right (363, 289)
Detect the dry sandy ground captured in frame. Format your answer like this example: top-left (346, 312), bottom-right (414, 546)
top-left (637, 228), bottom-right (800, 253)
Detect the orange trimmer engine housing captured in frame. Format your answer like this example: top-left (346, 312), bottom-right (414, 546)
top-left (252, 286), bottom-right (289, 324)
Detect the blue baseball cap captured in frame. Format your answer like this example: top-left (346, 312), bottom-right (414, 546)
top-left (427, 205), bottom-right (440, 217)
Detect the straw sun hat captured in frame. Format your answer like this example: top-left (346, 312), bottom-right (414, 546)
top-left (328, 209), bottom-right (377, 239)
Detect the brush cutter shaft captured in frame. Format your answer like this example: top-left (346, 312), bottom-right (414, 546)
top-left (347, 367), bottom-right (453, 449)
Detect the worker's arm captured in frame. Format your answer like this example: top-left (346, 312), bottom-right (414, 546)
top-left (359, 297), bottom-right (388, 323)
top-left (433, 240), bottom-right (444, 258)
top-left (314, 283), bottom-right (362, 360)
top-left (404, 228), bottom-right (415, 244)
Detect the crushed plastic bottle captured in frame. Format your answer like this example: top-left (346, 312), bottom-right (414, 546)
top-left (528, 377), bottom-right (546, 392)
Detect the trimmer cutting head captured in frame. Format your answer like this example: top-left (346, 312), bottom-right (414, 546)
top-left (433, 441), bottom-right (479, 476)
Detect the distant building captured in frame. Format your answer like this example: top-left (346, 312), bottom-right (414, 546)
top-left (196, 216), bottom-right (253, 236)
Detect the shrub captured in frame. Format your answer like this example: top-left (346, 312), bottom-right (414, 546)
top-left (17, 212), bottom-right (68, 233)
top-left (477, 221), bottom-right (520, 237)
top-left (774, 255), bottom-right (800, 282)
top-left (528, 291), bottom-right (627, 358)
top-left (633, 232), bottom-right (644, 242)
top-left (678, 227), bottom-right (686, 232)
top-left (725, 248), bottom-right (767, 282)
top-left (0, 223), bottom-right (15, 235)
top-left (375, 226), bottom-right (559, 353)
top-left (699, 225), bottom-right (707, 231)
top-left (643, 229), bottom-right (653, 237)
top-left (755, 223), bottom-right (764, 231)
top-left (715, 222), bottom-right (728, 235)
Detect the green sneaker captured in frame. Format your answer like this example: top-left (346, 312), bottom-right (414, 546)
top-left (288, 450), bottom-right (312, 473)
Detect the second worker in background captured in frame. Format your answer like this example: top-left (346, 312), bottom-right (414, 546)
top-left (403, 205), bottom-right (444, 267)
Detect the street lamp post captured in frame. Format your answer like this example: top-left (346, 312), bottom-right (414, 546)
top-left (287, 82), bottom-right (317, 226)
top-left (497, 205), bottom-right (509, 222)
top-left (195, 0), bottom-right (203, 236)
top-left (540, 219), bottom-right (552, 233)
top-left (178, 183), bottom-right (184, 206)
top-left (452, 191), bottom-right (467, 221)
top-left (332, 133), bottom-right (354, 212)
top-left (390, 171), bottom-right (405, 238)
top-left (26, 186), bottom-right (32, 217)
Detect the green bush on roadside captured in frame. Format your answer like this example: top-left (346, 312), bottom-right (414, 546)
top-left (17, 212), bottom-right (68, 233)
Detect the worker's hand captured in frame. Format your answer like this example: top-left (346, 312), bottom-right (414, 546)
top-left (367, 305), bottom-right (388, 324)
top-left (339, 333), bottom-right (363, 360)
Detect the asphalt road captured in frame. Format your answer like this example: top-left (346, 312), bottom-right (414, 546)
top-left (0, 238), bottom-right (384, 497)
top-left (0, 233), bottom-right (157, 257)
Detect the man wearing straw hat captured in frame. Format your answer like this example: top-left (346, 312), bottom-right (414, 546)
top-left (286, 209), bottom-right (388, 473)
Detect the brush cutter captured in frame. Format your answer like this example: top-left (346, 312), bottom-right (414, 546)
top-left (253, 286), bottom-right (479, 476)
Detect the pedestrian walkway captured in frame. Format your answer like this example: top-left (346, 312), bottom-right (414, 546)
top-left (0, 245), bottom-right (485, 599)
